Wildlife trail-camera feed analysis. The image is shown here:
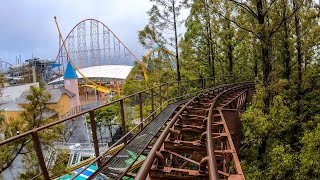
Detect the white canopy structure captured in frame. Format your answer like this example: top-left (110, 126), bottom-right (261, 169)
top-left (48, 65), bottom-right (133, 84)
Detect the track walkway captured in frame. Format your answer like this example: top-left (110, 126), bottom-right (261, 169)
top-left (94, 99), bottom-right (189, 179)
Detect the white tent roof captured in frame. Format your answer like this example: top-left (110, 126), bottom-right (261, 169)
top-left (48, 65), bottom-right (133, 84)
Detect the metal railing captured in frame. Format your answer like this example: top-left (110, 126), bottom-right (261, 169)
top-left (0, 76), bottom-right (246, 179)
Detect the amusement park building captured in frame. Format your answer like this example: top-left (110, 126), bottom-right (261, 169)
top-left (0, 87), bottom-right (77, 121)
top-left (48, 65), bottom-right (133, 84)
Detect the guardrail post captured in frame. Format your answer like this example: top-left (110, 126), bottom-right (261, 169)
top-left (31, 131), bottom-right (50, 180)
top-left (119, 99), bottom-right (127, 144)
top-left (159, 85), bottom-right (162, 111)
top-left (89, 110), bottom-right (101, 167)
top-left (139, 93), bottom-right (143, 130)
top-left (151, 88), bottom-right (154, 119)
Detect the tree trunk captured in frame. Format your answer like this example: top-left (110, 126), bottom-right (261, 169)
top-left (228, 42), bottom-right (233, 75)
top-left (210, 40), bottom-right (215, 78)
top-left (282, 1), bottom-right (292, 81)
top-left (208, 10), bottom-right (215, 78)
top-left (172, 0), bottom-right (181, 82)
top-left (227, 20), bottom-right (233, 75)
top-left (205, 0), bottom-right (215, 78)
top-left (294, 0), bottom-right (302, 116)
top-left (206, 26), bottom-right (212, 70)
top-left (258, 136), bottom-right (268, 162)
top-left (256, 0), bottom-right (272, 163)
top-left (253, 39), bottom-right (258, 77)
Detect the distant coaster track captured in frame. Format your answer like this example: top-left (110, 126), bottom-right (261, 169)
top-left (54, 17), bottom-right (145, 92)
top-left (0, 60), bottom-right (12, 73)
top-left (143, 46), bottom-right (176, 81)
top-left (53, 17), bottom-right (178, 87)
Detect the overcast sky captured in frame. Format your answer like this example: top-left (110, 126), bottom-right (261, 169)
top-left (0, 0), bottom-right (154, 64)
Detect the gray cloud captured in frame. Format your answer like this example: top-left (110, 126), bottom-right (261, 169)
top-left (0, 0), bottom-right (151, 64)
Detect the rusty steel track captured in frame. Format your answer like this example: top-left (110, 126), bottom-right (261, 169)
top-left (86, 82), bottom-right (255, 180)
top-left (134, 82), bottom-right (255, 180)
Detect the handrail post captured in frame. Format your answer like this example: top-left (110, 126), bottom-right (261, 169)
top-left (89, 110), bottom-right (101, 167)
top-left (139, 93), bottom-right (143, 130)
top-left (159, 85), bottom-right (162, 111)
top-left (151, 88), bottom-right (154, 119)
top-left (31, 131), bottom-right (50, 180)
top-left (119, 99), bottom-right (127, 144)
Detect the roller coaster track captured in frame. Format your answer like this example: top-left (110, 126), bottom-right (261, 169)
top-left (53, 17), bottom-right (171, 93)
top-left (54, 17), bottom-right (113, 93)
top-left (87, 82), bottom-right (255, 180)
top-left (0, 77), bottom-right (254, 180)
top-left (143, 46), bottom-right (176, 81)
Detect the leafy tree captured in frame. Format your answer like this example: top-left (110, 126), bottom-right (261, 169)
top-left (177, 0), bottom-right (320, 179)
top-left (0, 86), bottom-right (63, 178)
top-left (139, 0), bottom-right (186, 84)
top-left (128, 0), bottom-right (320, 178)
top-left (94, 103), bottom-right (119, 142)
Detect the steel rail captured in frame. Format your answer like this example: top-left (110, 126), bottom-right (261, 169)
top-left (133, 82), bottom-right (253, 180)
top-left (87, 99), bottom-right (188, 179)
top-left (86, 83), bottom-right (222, 179)
top-left (135, 96), bottom-right (198, 179)
top-left (134, 83), bottom-right (241, 180)
top-left (71, 81), bottom-right (222, 179)
top-left (206, 82), bottom-right (254, 179)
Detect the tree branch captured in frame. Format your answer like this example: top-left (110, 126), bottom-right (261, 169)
top-left (263, 0), bottom-right (278, 16)
top-left (226, 0), bottom-right (258, 19)
top-left (0, 138), bottom-right (31, 173)
top-left (210, 7), bottom-right (260, 39)
top-left (269, 0), bottom-right (304, 37)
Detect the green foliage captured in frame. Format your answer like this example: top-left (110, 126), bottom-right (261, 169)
top-left (130, 0), bottom-right (320, 179)
top-left (0, 86), bottom-right (62, 177)
top-left (94, 104), bottom-right (118, 125)
top-left (265, 144), bottom-right (295, 179)
top-left (299, 123), bottom-right (320, 179)
top-left (20, 86), bottom-right (52, 129)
